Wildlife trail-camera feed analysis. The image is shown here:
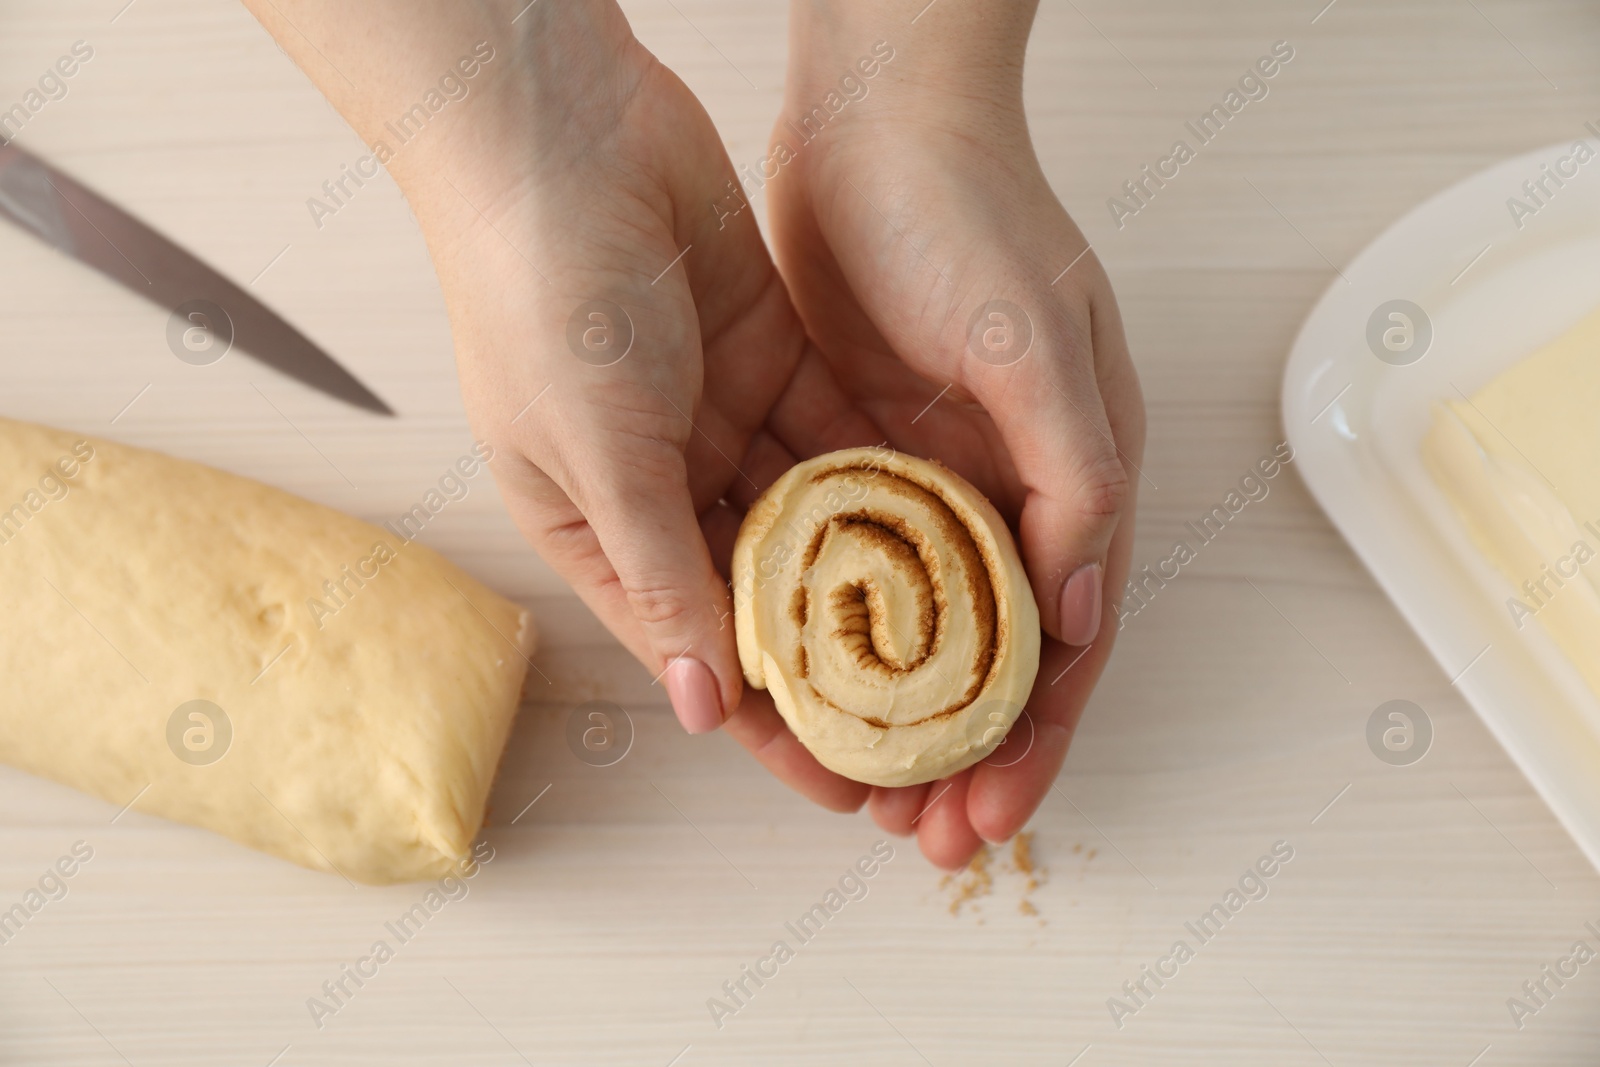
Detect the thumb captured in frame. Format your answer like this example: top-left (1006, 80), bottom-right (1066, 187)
top-left (963, 296), bottom-right (1137, 648)
top-left (576, 448), bottom-right (742, 734)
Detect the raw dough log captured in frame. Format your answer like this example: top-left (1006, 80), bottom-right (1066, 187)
top-left (0, 417), bottom-right (532, 884)
top-left (732, 448), bottom-right (1040, 787)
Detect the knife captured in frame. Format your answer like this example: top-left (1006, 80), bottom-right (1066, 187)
top-left (0, 142), bottom-right (393, 416)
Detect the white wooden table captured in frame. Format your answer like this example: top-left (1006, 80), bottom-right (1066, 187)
top-left (3, 1), bottom-right (1600, 1063)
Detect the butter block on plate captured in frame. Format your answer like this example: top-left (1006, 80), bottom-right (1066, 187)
top-left (1423, 304), bottom-right (1600, 699)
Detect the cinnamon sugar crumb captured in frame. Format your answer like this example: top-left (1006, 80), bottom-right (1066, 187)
top-left (1012, 832), bottom-right (1047, 921)
top-left (939, 831), bottom-right (1049, 923)
top-left (946, 846), bottom-right (994, 916)
top-left (1013, 832), bottom-right (1036, 876)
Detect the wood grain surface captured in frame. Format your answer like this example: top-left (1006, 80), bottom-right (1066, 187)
top-left (2, 0), bottom-right (1599, 1064)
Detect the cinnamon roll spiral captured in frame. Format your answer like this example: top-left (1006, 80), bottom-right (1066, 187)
top-left (731, 448), bottom-right (1041, 787)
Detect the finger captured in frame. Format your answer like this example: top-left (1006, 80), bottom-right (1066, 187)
top-left (722, 688), bottom-right (869, 814)
top-left (961, 278), bottom-right (1134, 648)
top-left (702, 499), bottom-right (745, 579)
top-left (868, 783), bottom-right (931, 837)
top-left (966, 490), bottom-right (1136, 841)
top-left (694, 271), bottom-right (811, 487)
top-left (1085, 274), bottom-right (1147, 458)
top-left (490, 451), bottom-right (657, 666)
top-left (724, 429), bottom-right (798, 511)
top-left (915, 771), bottom-right (983, 871)
top-left (966, 638), bottom-right (1102, 843)
top-left (567, 440), bottom-right (742, 736)
top-left (766, 343), bottom-right (887, 461)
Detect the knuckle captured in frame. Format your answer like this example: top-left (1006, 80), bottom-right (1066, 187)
top-left (622, 581), bottom-right (701, 631)
top-left (1071, 450), bottom-right (1131, 521)
top-left (533, 515), bottom-right (608, 576)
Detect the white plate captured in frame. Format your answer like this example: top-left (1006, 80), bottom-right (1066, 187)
top-left (1282, 139), bottom-right (1600, 873)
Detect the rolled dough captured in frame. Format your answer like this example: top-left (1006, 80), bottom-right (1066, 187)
top-left (0, 417), bottom-right (533, 884)
top-left (731, 447), bottom-right (1041, 787)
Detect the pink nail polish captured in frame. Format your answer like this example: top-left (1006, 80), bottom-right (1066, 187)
top-left (1058, 563), bottom-right (1103, 647)
top-left (663, 657), bottom-right (724, 735)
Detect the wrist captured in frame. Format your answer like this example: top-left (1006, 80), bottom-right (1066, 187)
top-left (392, 4), bottom-right (646, 265)
top-left (783, 1), bottom-right (1035, 131)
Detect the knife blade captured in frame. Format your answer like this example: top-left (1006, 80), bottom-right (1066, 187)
top-left (0, 142), bottom-right (393, 416)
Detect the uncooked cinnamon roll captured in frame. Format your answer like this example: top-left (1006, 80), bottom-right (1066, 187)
top-left (731, 447), bottom-right (1041, 787)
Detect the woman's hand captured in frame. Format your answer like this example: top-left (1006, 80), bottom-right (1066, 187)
top-left (247, 0), bottom-right (877, 811)
top-left (406, 8), bottom-right (788, 740)
top-left (757, 0), bottom-right (1147, 866)
top-left (235, 3), bottom-right (722, 727)
top-left (428, 10), bottom-right (923, 819)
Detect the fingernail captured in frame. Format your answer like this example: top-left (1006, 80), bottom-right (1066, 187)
top-left (1058, 562), bottom-right (1103, 647)
top-left (663, 656), bottom-right (724, 735)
